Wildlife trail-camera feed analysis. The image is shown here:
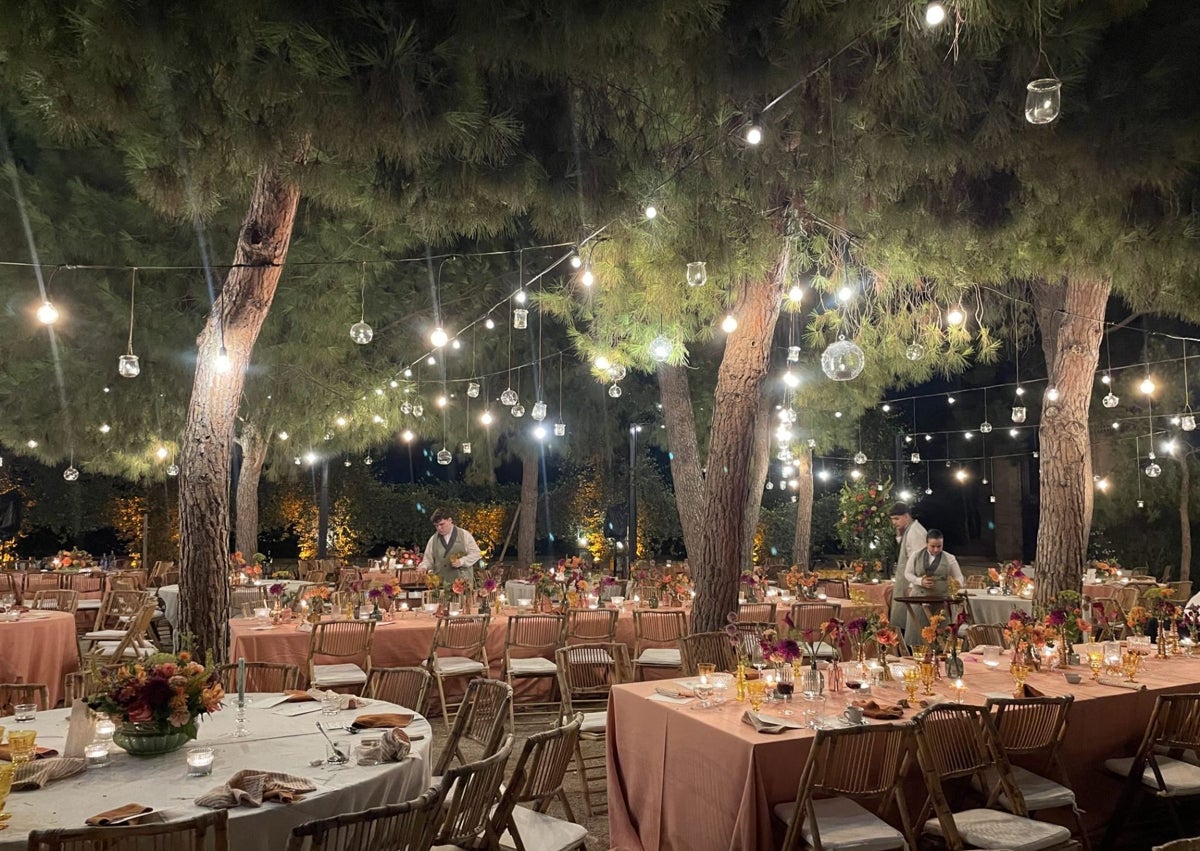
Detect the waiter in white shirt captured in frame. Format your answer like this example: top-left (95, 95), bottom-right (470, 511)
top-left (902, 528), bottom-right (965, 646)
top-left (418, 508), bottom-right (482, 589)
top-left (888, 503), bottom-right (927, 635)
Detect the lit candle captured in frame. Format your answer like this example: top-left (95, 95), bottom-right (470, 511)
top-left (498, 593), bottom-right (507, 606)
top-left (95, 717), bottom-right (116, 742)
top-left (699, 674), bottom-right (709, 686)
top-left (84, 742), bottom-right (109, 767)
top-left (633, 594), bottom-right (641, 604)
top-left (952, 678), bottom-right (966, 702)
top-left (816, 592), bottom-right (828, 601)
top-left (236, 657), bottom-right (246, 704)
top-left (186, 747), bottom-right (215, 776)
top-left (399, 603), bottom-right (409, 613)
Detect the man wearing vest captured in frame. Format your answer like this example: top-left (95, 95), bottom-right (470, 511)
top-left (901, 528), bottom-right (965, 646)
top-left (418, 508), bottom-right (482, 590)
top-left (888, 503), bottom-right (926, 637)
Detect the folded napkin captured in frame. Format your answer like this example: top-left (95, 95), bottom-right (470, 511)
top-left (194, 769), bottom-right (316, 809)
top-left (301, 689), bottom-right (370, 710)
top-left (0, 745), bottom-right (58, 762)
top-left (1098, 677), bottom-right (1147, 692)
top-left (967, 644), bottom-right (1002, 656)
top-left (14, 757), bottom-right (86, 791)
top-left (654, 686), bottom-right (694, 700)
top-left (352, 712), bottom-right (413, 730)
top-left (381, 728), bottom-right (411, 762)
top-left (900, 695), bottom-right (949, 710)
top-left (1019, 682), bottom-right (1047, 698)
top-left (85, 803), bottom-right (154, 826)
top-left (742, 710), bottom-right (787, 734)
top-left (851, 699), bottom-right (904, 720)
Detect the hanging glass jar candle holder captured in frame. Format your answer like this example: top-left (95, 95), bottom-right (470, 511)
top-left (467, 382), bottom-right (480, 398)
top-left (1102, 392), bottom-right (1119, 408)
top-left (686, 261), bottom-right (707, 287)
top-left (1011, 406), bottom-right (1027, 423)
top-left (1184, 414), bottom-right (1197, 432)
top-left (461, 442), bottom-right (472, 454)
top-left (411, 403), bottom-right (424, 417)
top-left (608, 384), bottom-right (623, 398)
top-left (821, 337), bottom-right (865, 381)
top-left (512, 308), bottom-right (528, 329)
top-left (500, 388), bottom-right (518, 406)
top-left (118, 354), bottom-right (140, 378)
top-left (554, 422), bottom-right (566, 437)
top-left (531, 400), bottom-right (547, 421)
top-left (911, 452), bottom-right (921, 463)
top-left (436, 448), bottom-right (452, 465)
top-left (511, 403), bottom-right (526, 418)
top-left (1025, 78), bottom-right (1062, 125)
top-left (980, 421), bottom-right (993, 434)
top-left (787, 345), bottom-right (801, 363)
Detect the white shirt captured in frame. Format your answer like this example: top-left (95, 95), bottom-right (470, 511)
top-left (904, 548), bottom-right (965, 588)
top-left (418, 525), bottom-right (482, 572)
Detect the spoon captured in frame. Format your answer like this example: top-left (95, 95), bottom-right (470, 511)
top-left (315, 721), bottom-right (349, 764)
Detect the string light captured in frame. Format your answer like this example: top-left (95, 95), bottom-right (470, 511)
top-left (745, 123), bottom-right (763, 145)
top-left (402, 430), bottom-right (414, 442)
top-left (334, 416), bottom-right (347, 427)
top-left (644, 204), bottom-right (658, 220)
top-left (430, 327), bottom-right (449, 348)
top-left (514, 289), bottom-right (527, 305)
top-left (36, 300), bottom-right (58, 324)
top-left (480, 411), bottom-right (493, 426)
top-left (925, 2), bottom-right (947, 26)
top-left (786, 284), bottom-right (803, 303)
top-left (721, 314), bottom-right (738, 333)
top-left (946, 307), bottom-right (965, 326)
top-left (99, 424), bottom-right (111, 434)
top-left (1140, 376), bottom-right (1156, 395)
top-left (155, 446), bottom-right (168, 460)
top-left (580, 267), bottom-right (595, 287)
top-left (214, 346), bottom-right (232, 374)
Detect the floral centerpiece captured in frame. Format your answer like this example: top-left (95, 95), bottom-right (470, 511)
top-left (352, 575), bottom-right (402, 618)
top-left (301, 584), bottom-right (332, 620)
top-left (475, 569), bottom-right (500, 610)
top-left (1125, 605), bottom-right (1151, 636)
top-left (229, 551), bottom-right (264, 584)
top-left (847, 559), bottom-right (883, 583)
top-left (86, 651), bottom-right (224, 755)
top-left (740, 567), bottom-right (769, 602)
top-left (784, 566), bottom-right (818, 599)
top-left (1087, 558), bottom-right (1120, 578)
top-left (384, 546), bottom-right (422, 566)
top-left (835, 479), bottom-right (894, 560)
top-left (1004, 610), bottom-right (1057, 669)
top-left (1045, 591), bottom-right (1091, 664)
top-left (988, 560), bottom-right (1029, 595)
top-left (657, 570), bottom-right (692, 606)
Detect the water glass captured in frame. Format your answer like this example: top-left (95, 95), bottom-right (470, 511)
top-left (709, 673), bottom-right (732, 705)
top-left (84, 742), bottom-right (110, 768)
top-left (982, 646), bottom-right (1001, 669)
top-left (320, 696), bottom-right (340, 716)
top-left (803, 694), bottom-right (827, 729)
top-left (13, 704), bottom-right (36, 723)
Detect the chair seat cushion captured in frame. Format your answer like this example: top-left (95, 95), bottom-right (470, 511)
top-left (84, 629), bottom-right (128, 640)
top-left (500, 804), bottom-right (589, 851)
top-left (972, 765), bottom-right (1077, 811)
top-left (924, 808), bottom-right (1071, 851)
top-left (580, 711), bottom-right (607, 734)
top-left (773, 796), bottom-right (908, 851)
top-left (507, 657), bottom-right (558, 676)
top-left (428, 656), bottom-right (487, 677)
top-left (636, 648), bottom-right (682, 667)
top-left (1105, 755), bottom-right (1200, 796)
top-left (312, 663), bottom-right (368, 686)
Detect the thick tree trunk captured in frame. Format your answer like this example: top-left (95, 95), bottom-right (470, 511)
top-left (1180, 454), bottom-right (1191, 583)
top-left (691, 244), bottom-right (788, 633)
top-left (657, 364), bottom-right (706, 562)
top-left (179, 165), bottom-right (300, 661)
top-left (518, 443), bottom-right (539, 568)
top-left (740, 392), bottom-right (774, 568)
top-left (1031, 276), bottom-right (1110, 610)
top-left (235, 421), bottom-right (268, 558)
top-left (793, 448), bottom-right (814, 567)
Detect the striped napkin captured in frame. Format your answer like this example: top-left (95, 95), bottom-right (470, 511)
top-left (1098, 677), bottom-right (1147, 691)
top-left (194, 769), bottom-right (316, 809)
top-left (13, 757), bottom-right (86, 790)
top-left (654, 686), bottom-right (694, 700)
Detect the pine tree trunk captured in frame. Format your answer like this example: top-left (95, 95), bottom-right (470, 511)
top-left (179, 165), bottom-right (300, 661)
top-left (1031, 276), bottom-right (1111, 610)
top-left (235, 421), bottom-right (268, 558)
top-left (691, 244), bottom-right (788, 633)
top-left (517, 444), bottom-right (538, 568)
top-left (740, 393), bottom-right (774, 568)
top-left (1179, 453), bottom-right (1191, 583)
top-left (793, 447), bottom-right (814, 566)
top-left (657, 364), bottom-right (705, 562)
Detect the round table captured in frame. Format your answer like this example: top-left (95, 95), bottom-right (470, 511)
top-left (0, 610), bottom-right (79, 706)
top-left (0, 695), bottom-right (433, 851)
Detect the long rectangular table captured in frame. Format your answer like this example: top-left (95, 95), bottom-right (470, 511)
top-left (607, 647), bottom-right (1200, 851)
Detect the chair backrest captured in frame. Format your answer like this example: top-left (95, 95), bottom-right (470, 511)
top-left (984, 695), bottom-right (1073, 755)
top-left (632, 610), bottom-right (687, 649)
top-left (108, 570), bottom-right (147, 591)
top-left (364, 667), bottom-right (432, 713)
top-left (563, 607), bottom-right (617, 644)
top-left (1114, 586), bottom-right (1140, 612)
top-left (336, 568), bottom-right (361, 590)
top-left (782, 722), bottom-right (914, 851)
top-left (965, 623), bottom-right (1008, 651)
top-left (307, 621), bottom-right (375, 664)
top-left (28, 809), bottom-right (228, 851)
top-left (304, 569), bottom-right (329, 584)
top-left (286, 786), bottom-right (444, 851)
top-left (1125, 693), bottom-right (1200, 795)
top-left (64, 669), bottom-right (104, 705)
top-left (218, 662), bottom-right (301, 694)
top-left (436, 737), bottom-right (514, 848)
top-left (24, 573), bottom-right (62, 592)
top-left (428, 615), bottom-right (490, 662)
top-left (737, 602), bottom-right (777, 623)
top-left (816, 577), bottom-right (850, 599)
top-left (679, 631), bottom-right (739, 676)
top-left (504, 613), bottom-right (564, 657)
top-left (63, 572), bottom-right (104, 595)
top-left (788, 603), bottom-right (838, 635)
top-left (159, 569), bottom-right (180, 587)
top-left (965, 575), bottom-right (989, 589)
top-left (32, 589), bottom-right (80, 614)
top-left (229, 587), bottom-right (266, 614)
top-left (95, 589), bottom-right (150, 630)
top-left (87, 601), bottom-right (159, 663)
top-left (0, 572), bottom-right (20, 603)
top-left (0, 682), bottom-right (49, 714)
top-left (555, 642), bottom-right (631, 716)
top-left (433, 678), bottom-right (513, 775)
top-left (1169, 581), bottom-right (1193, 603)
top-left (491, 715), bottom-right (582, 834)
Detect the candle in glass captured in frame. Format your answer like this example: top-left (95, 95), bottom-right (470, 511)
top-left (186, 747), bottom-right (215, 776)
top-left (94, 717), bottom-right (116, 742)
top-left (951, 678), bottom-right (967, 702)
top-left (84, 742), bottom-right (109, 767)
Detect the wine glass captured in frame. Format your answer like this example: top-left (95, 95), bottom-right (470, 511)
top-left (0, 762), bottom-right (12, 827)
top-left (775, 664), bottom-right (795, 716)
top-left (750, 643), bottom-right (766, 677)
top-left (919, 660), bottom-right (936, 696)
top-left (902, 667), bottom-right (920, 701)
top-left (1085, 643), bottom-right (1103, 680)
top-left (746, 679), bottom-right (766, 711)
top-left (1010, 663), bottom-right (1030, 698)
top-left (1122, 651), bottom-right (1141, 683)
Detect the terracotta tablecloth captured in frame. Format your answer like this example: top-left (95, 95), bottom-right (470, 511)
top-left (0, 611), bottom-right (79, 707)
top-left (848, 579), bottom-right (893, 609)
top-left (607, 647), bottom-right (1200, 851)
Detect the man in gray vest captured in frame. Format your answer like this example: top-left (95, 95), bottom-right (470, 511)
top-left (888, 503), bottom-right (926, 636)
top-left (418, 508), bottom-right (482, 589)
top-left (902, 528), bottom-right (965, 646)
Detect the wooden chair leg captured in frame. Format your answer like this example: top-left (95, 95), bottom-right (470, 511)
top-left (573, 741), bottom-right (594, 818)
top-left (435, 674), bottom-right (452, 733)
top-left (1073, 805), bottom-right (1093, 851)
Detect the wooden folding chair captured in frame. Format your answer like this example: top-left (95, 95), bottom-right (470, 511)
top-left (23, 572), bottom-right (62, 594)
top-left (563, 607), bottom-right (617, 644)
top-left (788, 603), bottom-right (840, 660)
top-left (489, 715), bottom-right (587, 851)
top-left (305, 620), bottom-right (375, 691)
top-left (32, 589), bottom-right (79, 614)
top-left (966, 623), bottom-right (1009, 651)
top-left (776, 722), bottom-right (914, 851)
top-left (965, 575), bottom-right (990, 589)
top-left (28, 810), bottom-right (228, 851)
top-left (82, 600), bottom-right (159, 665)
top-left (107, 570), bottom-right (147, 591)
top-left (1090, 599), bottom-right (1128, 642)
top-left (336, 567), bottom-right (361, 590)
top-left (287, 786), bottom-right (444, 851)
top-left (63, 668), bottom-right (104, 705)
top-left (364, 666), bottom-right (432, 713)
top-left (228, 586), bottom-right (267, 618)
top-left (433, 677), bottom-right (512, 775)
top-left (218, 662), bottom-right (301, 694)
top-left (502, 613), bottom-right (564, 726)
top-left (424, 615), bottom-right (490, 731)
top-left (0, 683), bottom-right (49, 715)
top-left (816, 577), bottom-right (850, 599)
top-left (984, 696), bottom-right (1089, 850)
top-left (435, 737), bottom-right (514, 850)
top-left (738, 601), bottom-right (778, 623)
top-left (912, 703), bottom-right (1076, 851)
top-left (680, 631), bottom-right (738, 676)
top-left (0, 572), bottom-right (23, 604)
top-left (632, 609), bottom-right (687, 680)
top-left (304, 569), bottom-right (329, 584)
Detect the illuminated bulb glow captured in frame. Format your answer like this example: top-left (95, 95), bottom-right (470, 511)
top-left (514, 290), bottom-right (527, 304)
top-left (430, 327), bottom-right (449, 348)
top-left (480, 411), bottom-right (494, 426)
top-left (787, 285), bottom-right (803, 302)
top-left (214, 346), bottom-right (232, 374)
top-left (782, 371), bottom-right (799, 388)
top-left (426, 356), bottom-right (436, 366)
top-left (1046, 387), bottom-right (1060, 401)
top-left (954, 469), bottom-right (967, 482)
top-left (1096, 478), bottom-right (1110, 492)
top-left (26, 439), bottom-right (38, 449)
top-left (304, 452), bottom-right (317, 465)
top-left (99, 424), bottom-right (111, 434)
top-left (721, 314), bottom-right (738, 333)
top-left (335, 416), bottom-right (347, 427)
top-left (644, 204), bottom-right (658, 220)
top-left (946, 307), bottom-right (965, 326)
top-left (533, 425), bottom-right (547, 440)
top-left (484, 318), bottom-right (495, 330)
top-left (925, 2), bottom-right (946, 25)
top-left (818, 470), bottom-right (831, 481)
top-left (451, 339), bottom-right (461, 349)
top-left (745, 124), bottom-right (763, 145)
top-left (837, 287), bottom-right (853, 303)
top-left (155, 446), bottom-right (168, 460)
top-left (1009, 429), bottom-right (1019, 437)
top-left (278, 431), bottom-right (288, 440)
top-left (401, 430), bottom-right (414, 443)
top-left (594, 356), bottom-right (611, 371)
top-left (1140, 377), bottom-right (1156, 395)
top-left (898, 489), bottom-right (914, 501)
top-left (580, 268), bottom-right (594, 287)
top-left (36, 300), bottom-right (59, 324)
top-left (436, 396), bottom-right (447, 408)
top-left (570, 254), bottom-right (583, 269)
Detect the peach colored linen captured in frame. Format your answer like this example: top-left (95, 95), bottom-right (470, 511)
top-left (607, 646), bottom-right (1200, 851)
top-left (849, 579), bottom-right (893, 609)
top-left (0, 611), bottom-right (79, 707)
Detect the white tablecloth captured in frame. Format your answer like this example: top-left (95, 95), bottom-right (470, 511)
top-left (158, 582), bottom-right (313, 629)
top-left (967, 592), bottom-right (1035, 625)
top-left (1, 695), bottom-right (432, 851)
top-left (504, 580), bottom-right (536, 602)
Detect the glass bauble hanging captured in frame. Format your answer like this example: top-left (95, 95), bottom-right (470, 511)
top-left (649, 335), bottom-right (673, 363)
top-left (1102, 392), bottom-right (1119, 409)
top-left (437, 448), bottom-right (452, 465)
top-left (778, 447), bottom-right (793, 463)
top-left (854, 451), bottom-right (868, 465)
top-left (166, 464), bottom-right (179, 477)
top-left (554, 422), bottom-right (566, 437)
top-left (905, 342), bottom-right (925, 361)
top-left (401, 401), bottom-right (412, 415)
top-left (1011, 406), bottom-right (1027, 423)
top-left (766, 481), bottom-right (774, 490)
top-left (467, 382), bottom-right (481, 398)
top-left (500, 388), bottom-right (518, 406)
top-left (608, 384), bottom-right (623, 398)
top-left (513, 308), bottom-right (528, 329)
top-left (363, 455), bottom-right (374, 465)
top-left (787, 346), bottom-right (800, 363)
top-left (979, 421), bottom-right (993, 434)
top-left (686, 261), bottom-right (707, 287)
top-left (1183, 414), bottom-right (1197, 432)
top-left (779, 409), bottom-right (797, 424)
top-left (117, 354), bottom-right (140, 378)
top-left (607, 364), bottom-right (627, 382)
top-left (1025, 78), bottom-right (1062, 124)
top-left (531, 401), bottom-right (547, 421)
top-left (1145, 453), bottom-right (1162, 478)
top-left (911, 452), bottom-right (921, 463)
top-left (821, 336), bottom-right (865, 381)
top-left (349, 321), bottom-right (374, 345)
top-left (63, 466), bottom-right (79, 482)
top-left (411, 403), bottom-right (424, 417)
top-left (511, 403), bottom-right (526, 418)
top-left (462, 442), bottom-right (472, 454)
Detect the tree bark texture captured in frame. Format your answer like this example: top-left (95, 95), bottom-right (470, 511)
top-left (691, 245), bottom-right (788, 633)
top-left (793, 448), bottom-right (814, 567)
top-left (1031, 276), bottom-right (1111, 610)
top-left (518, 444), bottom-right (539, 568)
top-left (740, 392), bottom-right (774, 568)
top-left (179, 165), bottom-right (300, 661)
top-left (235, 421), bottom-right (268, 558)
top-left (1179, 453), bottom-right (1191, 583)
top-left (657, 364), bottom-right (706, 563)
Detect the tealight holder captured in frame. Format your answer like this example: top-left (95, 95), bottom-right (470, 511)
top-left (84, 742), bottom-right (110, 768)
top-left (186, 747), bottom-right (214, 777)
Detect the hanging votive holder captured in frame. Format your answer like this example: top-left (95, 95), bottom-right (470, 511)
top-left (411, 403), bottom-right (424, 417)
top-left (511, 403), bottom-right (526, 418)
top-left (979, 421), bottom-right (993, 433)
top-left (117, 354), bottom-right (141, 378)
top-left (787, 345), bottom-right (800, 363)
top-left (553, 422), bottom-right (566, 437)
top-left (686, 261), bottom-right (707, 287)
top-left (461, 442), bottom-right (472, 455)
top-left (467, 382), bottom-right (480, 399)
top-left (1025, 78), bottom-right (1062, 125)
top-left (1183, 414), bottom-right (1197, 432)
top-left (436, 449), bottom-right (452, 465)
top-left (608, 384), bottom-right (623, 398)
top-left (531, 401), bottom-right (547, 421)
top-left (500, 388), bottom-right (518, 406)
top-left (911, 452), bottom-right (921, 464)
top-left (1011, 406), bottom-right (1027, 423)
top-left (513, 308), bottom-right (528, 329)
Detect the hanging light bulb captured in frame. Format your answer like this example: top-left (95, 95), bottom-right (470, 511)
top-left (155, 446), bottom-right (168, 461)
top-left (36, 300), bottom-right (59, 324)
top-left (1025, 78), bottom-right (1062, 125)
top-left (437, 448), bottom-right (452, 465)
top-left (580, 267), bottom-right (595, 287)
top-left (782, 370), bottom-right (800, 389)
top-left (786, 285), bottom-right (804, 304)
top-left (335, 416), bottom-right (347, 427)
top-left (480, 411), bottom-right (493, 426)
top-left (946, 307), bottom-right (965, 326)
top-left (430, 327), bottom-right (449, 348)
top-left (514, 289), bottom-right (527, 305)
top-left (911, 452), bottom-right (921, 463)
top-left (644, 204), bottom-right (658, 220)
top-left (531, 400), bottom-right (547, 421)
top-left (608, 384), bottom-right (623, 398)
top-left (837, 286), bottom-right (854, 303)
top-left (1101, 373), bottom-right (1111, 385)
top-left (686, 262), bottom-right (707, 287)
top-left (214, 346), bottom-right (232, 374)
top-left (744, 123), bottom-right (763, 145)
top-left (854, 451), bottom-right (868, 465)
top-left (484, 317), bottom-right (495, 330)
top-left (349, 321), bottom-right (373, 345)
top-left (277, 431), bottom-right (288, 441)
top-left (402, 429), bottom-right (415, 442)
top-left (954, 469), bottom-right (968, 482)
top-left (649, 335), bottom-right (673, 363)
top-left (1009, 428), bottom-right (1020, 438)
top-left (1046, 387), bottom-right (1060, 402)
top-left (63, 465), bottom-right (79, 482)
top-left (570, 253), bottom-right (583, 269)
top-left (435, 396), bottom-right (447, 409)
top-left (881, 404), bottom-right (891, 413)
top-left (925, 2), bottom-right (947, 26)
top-left (947, 395), bottom-right (956, 405)
top-left (1102, 392), bottom-right (1120, 408)
top-left (980, 421), bottom-right (993, 434)
top-left (721, 314), bottom-right (738, 333)
top-left (1140, 377), bottom-right (1156, 395)
top-left (403, 368), bottom-right (413, 378)
top-left (594, 355), bottom-right (611, 371)
top-left (924, 487), bottom-right (933, 495)
top-left (372, 415), bottom-right (383, 424)
top-left (821, 337), bottom-right (865, 381)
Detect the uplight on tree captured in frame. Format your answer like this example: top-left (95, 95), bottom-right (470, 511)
top-left (214, 346), bottom-right (232, 374)
top-left (36, 300), bottom-right (59, 324)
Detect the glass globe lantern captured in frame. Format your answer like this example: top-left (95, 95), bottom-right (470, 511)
top-left (437, 448), bottom-right (452, 465)
top-left (905, 342), bottom-right (925, 361)
top-left (63, 466), bottom-right (79, 482)
top-left (1102, 392), bottom-right (1120, 408)
top-left (167, 464), bottom-right (180, 477)
top-left (854, 451), bottom-right (868, 465)
top-left (467, 382), bottom-right (481, 398)
top-left (350, 321), bottom-right (374, 345)
top-left (686, 261), bottom-right (707, 287)
top-left (820, 337), bottom-right (865, 381)
top-left (608, 384), bottom-right (623, 398)
top-left (1183, 414), bottom-right (1197, 432)
top-left (1011, 406), bottom-right (1027, 423)
top-left (649, 335), bottom-right (673, 363)
top-left (500, 388), bottom-right (518, 406)
top-left (1145, 453), bottom-right (1162, 478)
top-left (511, 403), bottom-right (526, 418)
top-left (411, 404), bottom-right (423, 417)
top-left (980, 421), bottom-right (993, 434)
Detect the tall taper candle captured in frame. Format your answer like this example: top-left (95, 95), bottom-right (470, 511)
top-left (237, 657), bottom-right (246, 703)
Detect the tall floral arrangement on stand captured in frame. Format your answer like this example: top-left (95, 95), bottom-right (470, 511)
top-left (835, 480), bottom-right (893, 560)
